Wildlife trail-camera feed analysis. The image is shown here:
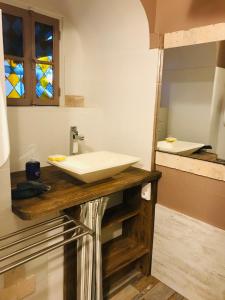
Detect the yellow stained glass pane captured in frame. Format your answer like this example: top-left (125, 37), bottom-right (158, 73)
top-left (8, 74), bottom-right (20, 86)
top-left (38, 56), bottom-right (52, 62)
top-left (39, 63), bottom-right (50, 73)
top-left (8, 89), bottom-right (20, 98)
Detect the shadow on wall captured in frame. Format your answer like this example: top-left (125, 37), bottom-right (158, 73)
top-left (189, 0), bottom-right (225, 18)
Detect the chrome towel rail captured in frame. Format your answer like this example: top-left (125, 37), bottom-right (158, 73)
top-left (0, 214), bottom-right (93, 275)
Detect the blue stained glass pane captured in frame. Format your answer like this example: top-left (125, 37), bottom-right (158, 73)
top-left (5, 78), bottom-right (13, 95)
top-left (46, 83), bottom-right (53, 95)
top-left (3, 13), bottom-right (23, 57)
top-left (15, 82), bottom-right (25, 95)
top-left (4, 59), bottom-right (25, 98)
top-left (36, 63), bottom-right (53, 99)
top-left (35, 22), bottom-right (53, 62)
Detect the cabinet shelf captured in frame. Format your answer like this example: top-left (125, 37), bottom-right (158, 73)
top-left (102, 236), bottom-right (148, 279)
top-left (102, 204), bottom-right (140, 229)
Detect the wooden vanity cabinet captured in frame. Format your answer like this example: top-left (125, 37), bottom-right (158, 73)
top-left (11, 166), bottom-right (161, 300)
top-left (102, 183), bottom-right (159, 296)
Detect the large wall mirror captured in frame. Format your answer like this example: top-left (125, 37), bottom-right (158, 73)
top-left (157, 41), bottom-right (225, 163)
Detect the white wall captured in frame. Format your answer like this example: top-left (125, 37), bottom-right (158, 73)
top-left (6, 0), bottom-right (158, 172)
top-left (7, 107), bottom-right (104, 172)
top-left (160, 43), bottom-right (217, 144)
top-left (0, 0), bottom-right (159, 299)
top-left (1, 3), bottom-right (104, 299)
top-left (69, 0), bottom-right (158, 169)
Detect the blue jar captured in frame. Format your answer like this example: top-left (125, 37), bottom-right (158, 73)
top-left (26, 160), bottom-right (41, 181)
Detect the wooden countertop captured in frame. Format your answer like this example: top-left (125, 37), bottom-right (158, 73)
top-left (181, 151), bottom-right (219, 163)
top-left (11, 166), bottom-right (161, 220)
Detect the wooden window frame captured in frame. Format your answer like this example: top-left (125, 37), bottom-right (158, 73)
top-left (1, 3), bottom-right (31, 106)
top-left (31, 12), bottom-right (60, 106)
top-left (0, 3), bottom-right (60, 106)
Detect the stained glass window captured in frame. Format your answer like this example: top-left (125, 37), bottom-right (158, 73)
top-left (35, 22), bottom-right (53, 62)
top-left (36, 63), bottom-right (53, 98)
top-left (4, 59), bottom-right (25, 98)
top-left (1, 3), bottom-right (59, 105)
top-left (3, 13), bottom-right (23, 57)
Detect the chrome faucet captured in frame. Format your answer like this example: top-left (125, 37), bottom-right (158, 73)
top-left (70, 126), bottom-right (84, 155)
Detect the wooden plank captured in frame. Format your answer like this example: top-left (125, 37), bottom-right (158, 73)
top-left (164, 23), bottom-right (225, 49)
top-left (102, 204), bottom-right (140, 229)
top-left (123, 203), bottom-right (153, 276)
top-left (11, 166), bottom-right (161, 220)
top-left (65, 95), bottom-right (85, 107)
top-left (110, 285), bottom-right (139, 300)
top-left (151, 49), bottom-right (164, 169)
top-left (104, 270), bottom-right (182, 300)
top-left (63, 207), bottom-right (80, 300)
top-left (103, 264), bottom-right (140, 298)
top-left (156, 151), bottom-right (225, 181)
top-left (133, 275), bottom-right (158, 292)
top-left (102, 236), bottom-right (148, 279)
top-left (152, 205), bottom-right (225, 300)
top-left (122, 182), bottom-right (158, 276)
top-left (168, 294), bottom-right (185, 300)
top-left (104, 183), bottom-right (158, 292)
top-left (143, 282), bottom-right (175, 300)
top-left (63, 239), bottom-right (77, 300)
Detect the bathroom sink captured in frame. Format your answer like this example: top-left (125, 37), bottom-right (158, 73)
top-left (157, 140), bottom-right (204, 155)
top-left (48, 151), bottom-right (140, 183)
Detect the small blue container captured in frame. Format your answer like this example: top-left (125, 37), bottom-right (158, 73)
top-left (26, 160), bottom-right (41, 181)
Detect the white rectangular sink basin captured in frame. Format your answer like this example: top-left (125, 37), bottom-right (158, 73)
top-left (157, 140), bottom-right (204, 155)
top-left (48, 151), bottom-right (140, 183)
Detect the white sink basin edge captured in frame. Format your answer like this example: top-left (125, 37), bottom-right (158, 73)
top-left (48, 151), bottom-right (140, 183)
top-left (157, 140), bottom-right (204, 156)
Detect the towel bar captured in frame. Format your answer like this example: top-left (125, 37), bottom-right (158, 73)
top-left (0, 214), bottom-right (93, 275)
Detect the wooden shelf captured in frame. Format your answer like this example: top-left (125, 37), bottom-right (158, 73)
top-left (102, 204), bottom-right (140, 229)
top-left (11, 166), bottom-right (161, 220)
top-left (102, 236), bottom-right (149, 279)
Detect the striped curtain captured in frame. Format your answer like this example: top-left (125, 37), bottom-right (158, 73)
top-left (77, 197), bottom-right (109, 300)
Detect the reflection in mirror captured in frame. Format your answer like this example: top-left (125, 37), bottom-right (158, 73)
top-left (157, 41), bottom-right (225, 164)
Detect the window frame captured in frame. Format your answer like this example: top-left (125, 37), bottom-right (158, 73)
top-left (0, 3), bottom-right (60, 106)
top-left (1, 3), bottom-right (32, 106)
top-left (31, 12), bottom-right (60, 106)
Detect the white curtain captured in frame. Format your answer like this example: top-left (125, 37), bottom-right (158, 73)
top-left (0, 11), bottom-right (10, 167)
top-left (77, 197), bottom-right (109, 300)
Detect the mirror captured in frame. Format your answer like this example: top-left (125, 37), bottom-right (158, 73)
top-left (0, 12), bottom-right (9, 167)
top-left (157, 41), bottom-right (225, 163)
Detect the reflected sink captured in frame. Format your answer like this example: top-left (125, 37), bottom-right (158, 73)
top-left (48, 151), bottom-right (140, 183)
top-left (157, 140), bottom-right (204, 155)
